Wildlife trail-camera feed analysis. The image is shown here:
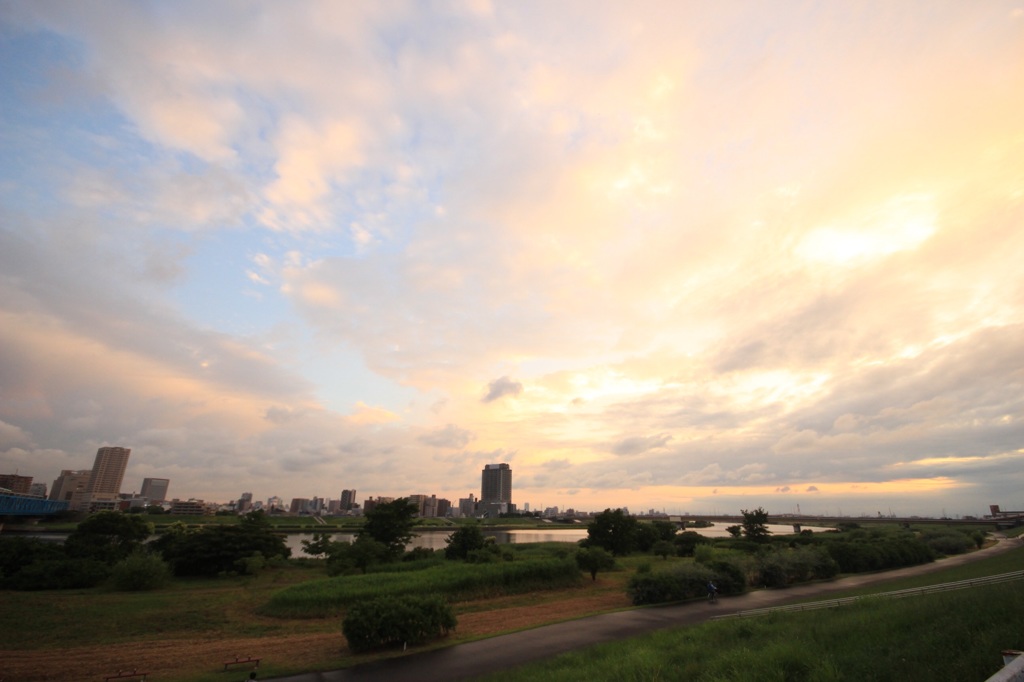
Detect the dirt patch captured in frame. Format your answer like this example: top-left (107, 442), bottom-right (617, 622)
top-left (1, 587), bottom-right (632, 681)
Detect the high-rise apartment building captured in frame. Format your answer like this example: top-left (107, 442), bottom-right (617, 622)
top-left (73, 446), bottom-right (131, 511)
top-left (86, 447), bottom-right (131, 495)
top-left (480, 463), bottom-right (512, 517)
top-left (340, 489), bottom-right (357, 510)
top-left (140, 477), bottom-right (170, 502)
top-left (481, 463), bottom-right (512, 503)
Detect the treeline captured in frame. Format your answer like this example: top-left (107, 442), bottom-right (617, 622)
top-left (612, 511), bottom-right (985, 606)
top-left (0, 510), bottom-right (290, 590)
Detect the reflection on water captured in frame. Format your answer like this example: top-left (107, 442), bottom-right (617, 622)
top-left (283, 523), bottom-right (830, 555)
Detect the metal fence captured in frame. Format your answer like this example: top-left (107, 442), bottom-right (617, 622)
top-left (711, 570), bottom-right (1024, 620)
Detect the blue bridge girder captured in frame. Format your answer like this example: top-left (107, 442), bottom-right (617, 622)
top-left (0, 493), bottom-right (69, 516)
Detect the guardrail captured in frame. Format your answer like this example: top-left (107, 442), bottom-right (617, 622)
top-left (712, 570), bottom-right (1024, 620)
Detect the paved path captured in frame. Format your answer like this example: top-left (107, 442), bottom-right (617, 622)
top-left (266, 534), bottom-right (1019, 682)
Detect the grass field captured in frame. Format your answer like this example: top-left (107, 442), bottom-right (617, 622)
top-left (1, 529), bottom-right (1020, 681)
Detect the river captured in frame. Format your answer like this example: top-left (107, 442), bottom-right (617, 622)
top-left (283, 523), bottom-right (831, 555)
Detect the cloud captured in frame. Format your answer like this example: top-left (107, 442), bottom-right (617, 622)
top-left (610, 433), bottom-right (673, 456)
top-left (482, 376), bottom-right (524, 403)
top-left (418, 424), bottom-right (475, 449)
top-left (0, 2), bottom-right (1021, 517)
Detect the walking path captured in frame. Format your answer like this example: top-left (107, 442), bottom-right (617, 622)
top-left (266, 534), bottom-right (1019, 682)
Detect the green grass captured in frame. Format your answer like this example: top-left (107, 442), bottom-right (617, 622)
top-left (260, 558), bottom-right (583, 618)
top-left (478, 554), bottom-right (1024, 682)
top-left (2, 535), bottom-right (1019, 681)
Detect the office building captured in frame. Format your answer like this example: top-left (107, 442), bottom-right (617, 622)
top-left (340, 489), bottom-right (357, 510)
top-left (140, 477), bottom-right (170, 503)
top-left (50, 470), bottom-right (91, 502)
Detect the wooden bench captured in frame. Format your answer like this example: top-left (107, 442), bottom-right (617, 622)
top-left (104, 670), bottom-right (148, 681)
top-left (223, 656), bottom-right (260, 672)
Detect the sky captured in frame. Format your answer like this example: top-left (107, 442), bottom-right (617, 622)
top-left (1, 1), bottom-right (1023, 519)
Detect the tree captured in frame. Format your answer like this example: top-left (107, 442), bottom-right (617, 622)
top-left (585, 508), bottom-right (640, 556)
top-left (444, 523), bottom-right (487, 560)
top-left (725, 525), bottom-right (742, 538)
top-left (301, 532), bottom-right (334, 558)
top-left (674, 530), bottom-right (710, 557)
top-left (652, 540), bottom-right (675, 559)
top-left (358, 498), bottom-right (419, 560)
top-left (575, 546), bottom-right (615, 581)
top-left (326, 537), bottom-right (389, 575)
top-left (64, 511), bottom-right (152, 563)
top-left (740, 507), bottom-right (772, 543)
top-left (158, 520), bottom-right (290, 576)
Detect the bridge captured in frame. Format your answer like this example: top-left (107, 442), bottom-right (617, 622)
top-left (0, 492), bottom-right (69, 516)
top-left (659, 513), bottom-right (1024, 530)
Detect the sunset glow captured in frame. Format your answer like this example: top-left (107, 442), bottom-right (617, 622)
top-left (1, 1), bottom-right (1023, 517)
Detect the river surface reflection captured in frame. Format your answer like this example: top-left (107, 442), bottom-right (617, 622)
top-left (283, 523), bottom-right (831, 555)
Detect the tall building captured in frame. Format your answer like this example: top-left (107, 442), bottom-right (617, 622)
top-left (50, 470), bottom-right (91, 502)
top-left (340, 489), bottom-right (357, 510)
top-left (237, 491), bottom-right (253, 512)
top-left (480, 463), bottom-right (512, 517)
top-left (140, 477), bottom-right (170, 502)
top-left (29, 482), bottom-right (47, 498)
top-left (481, 463), bottom-right (512, 503)
top-left (86, 447), bottom-right (131, 495)
top-left (73, 446), bottom-right (131, 511)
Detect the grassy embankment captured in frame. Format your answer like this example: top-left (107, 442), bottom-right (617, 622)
top-left (1, 525), bottom-right (1019, 681)
top-left (480, 534), bottom-right (1024, 682)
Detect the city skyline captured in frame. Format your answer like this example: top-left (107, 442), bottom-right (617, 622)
top-left (1, 3), bottom-right (1023, 519)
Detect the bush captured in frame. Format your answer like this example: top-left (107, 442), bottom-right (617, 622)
top-left (234, 552), bottom-right (267, 576)
top-left (576, 546), bottom-right (615, 581)
top-left (7, 558), bottom-right (110, 590)
top-left (110, 551), bottom-right (172, 591)
top-left (342, 594), bottom-right (456, 652)
top-left (628, 559), bottom-right (749, 605)
top-left (921, 530), bottom-right (974, 556)
top-left (628, 563), bottom-right (712, 605)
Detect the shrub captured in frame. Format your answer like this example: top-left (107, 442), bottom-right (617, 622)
top-left (708, 559), bottom-right (747, 594)
top-left (234, 552), bottom-right (267, 576)
top-left (7, 558), bottom-right (110, 590)
top-left (652, 540), bottom-right (675, 559)
top-left (342, 594), bottom-right (456, 652)
top-left (628, 563), bottom-right (712, 605)
top-left (628, 559), bottom-right (749, 605)
top-left (444, 524), bottom-right (487, 560)
top-left (921, 530), bottom-right (974, 556)
top-left (674, 531), bottom-right (710, 557)
top-left (576, 546), bottom-right (615, 581)
top-left (693, 544), bottom-right (717, 565)
top-left (110, 551), bottom-right (172, 591)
